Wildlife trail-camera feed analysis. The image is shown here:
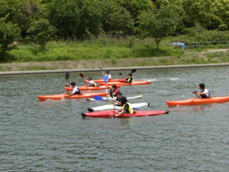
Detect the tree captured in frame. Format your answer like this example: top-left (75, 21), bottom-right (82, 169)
top-left (0, 15), bottom-right (20, 61)
top-left (48, 0), bottom-right (81, 39)
top-left (101, 1), bottom-right (134, 36)
top-left (11, 0), bottom-right (44, 38)
top-left (75, 0), bottom-right (103, 39)
top-left (139, 7), bottom-right (180, 50)
top-left (212, 0), bottom-right (229, 30)
top-left (28, 18), bottom-right (56, 50)
top-left (182, 0), bottom-right (215, 29)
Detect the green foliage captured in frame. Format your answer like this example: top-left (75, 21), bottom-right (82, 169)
top-left (28, 18), bottom-right (56, 50)
top-left (101, 1), bottom-right (134, 36)
top-left (11, 0), bottom-right (45, 38)
top-left (0, 15), bottom-right (20, 61)
top-left (48, 0), bottom-right (81, 39)
top-left (212, 0), bottom-right (229, 30)
top-left (48, 0), bottom-right (102, 40)
top-left (139, 7), bottom-right (180, 49)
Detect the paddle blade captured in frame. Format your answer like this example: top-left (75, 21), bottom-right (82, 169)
top-left (65, 72), bottom-right (69, 79)
top-left (93, 95), bottom-right (104, 101)
top-left (119, 72), bottom-right (123, 76)
top-left (79, 73), bottom-right (84, 78)
top-left (99, 67), bottom-right (103, 71)
top-left (109, 89), bottom-right (113, 98)
top-left (131, 69), bottom-right (137, 73)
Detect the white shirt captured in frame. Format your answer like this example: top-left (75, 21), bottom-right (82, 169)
top-left (202, 88), bottom-right (210, 97)
top-left (72, 86), bottom-right (80, 94)
top-left (88, 80), bottom-right (96, 86)
top-left (106, 74), bottom-right (112, 80)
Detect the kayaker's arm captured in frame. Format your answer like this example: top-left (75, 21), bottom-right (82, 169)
top-left (65, 83), bottom-right (70, 87)
top-left (192, 91), bottom-right (201, 98)
top-left (115, 110), bottom-right (125, 117)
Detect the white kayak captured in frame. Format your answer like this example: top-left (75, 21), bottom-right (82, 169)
top-left (88, 102), bottom-right (149, 112)
top-left (86, 95), bottom-right (143, 101)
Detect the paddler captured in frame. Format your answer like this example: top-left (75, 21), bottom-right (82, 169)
top-left (125, 73), bottom-right (133, 83)
top-left (115, 96), bottom-right (134, 117)
top-left (86, 78), bottom-right (99, 87)
top-left (104, 71), bottom-right (112, 80)
top-left (192, 83), bottom-right (210, 98)
top-left (65, 82), bottom-right (81, 98)
top-left (110, 84), bottom-right (120, 98)
top-left (112, 92), bottom-right (124, 105)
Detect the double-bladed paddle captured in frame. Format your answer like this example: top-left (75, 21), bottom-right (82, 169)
top-left (79, 73), bottom-right (84, 79)
top-left (65, 72), bottom-right (70, 83)
top-left (120, 69), bottom-right (137, 78)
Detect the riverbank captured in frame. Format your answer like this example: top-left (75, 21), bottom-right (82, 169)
top-left (1, 63), bottom-right (229, 75)
top-left (0, 48), bottom-right (228, 75)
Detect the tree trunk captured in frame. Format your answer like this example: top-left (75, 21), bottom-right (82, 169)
top-left (155, 38), bottom-right (161, 51)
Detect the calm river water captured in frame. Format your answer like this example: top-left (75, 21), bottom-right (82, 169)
top-left (1, 67), bottom-right (229, 171)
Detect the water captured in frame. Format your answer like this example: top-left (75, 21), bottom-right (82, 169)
top-left (1, 67), bottom-right (229, 171)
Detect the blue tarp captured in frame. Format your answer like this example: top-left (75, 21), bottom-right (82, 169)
top-left (171, 42), bottom-right (185, 50)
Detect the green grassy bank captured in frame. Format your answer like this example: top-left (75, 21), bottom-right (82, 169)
top-left (8, 38), bottom-right (184, 62)
top-left (0, 38), bottom-right (229, 71)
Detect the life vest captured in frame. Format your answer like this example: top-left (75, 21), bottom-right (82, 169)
top-left (122, 102), bottom-right (134, 114)
top-left (126, 77), bottom-right (132, 83)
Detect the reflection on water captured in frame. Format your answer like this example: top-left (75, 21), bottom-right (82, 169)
top-left (1, 67), bottom-right (229, 171)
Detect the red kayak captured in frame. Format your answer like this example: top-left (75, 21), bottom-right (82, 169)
top-left (64, 85), bottom-right (120, 91)
top-left (167, 96), bottom-right (229, 107)
top-left (38, 92), bottom-right (109, 101)
top-left (99, 80), bottom-right (152, 86)
top-left (82, 110), bottom-right (169, 118)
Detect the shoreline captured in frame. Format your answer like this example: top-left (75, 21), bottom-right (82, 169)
top-left (1, 63), bottom-right (229, 75)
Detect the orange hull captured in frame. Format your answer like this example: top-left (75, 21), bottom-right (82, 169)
top-left (99, 80), bottom-right (152, 86)
top-left (38, 92), bottom-right (109, 101)
top-left (64, 85), bottom-right (120, 91)
top-left (167, 97), bottom-right (229, 107)
top-left (84, 78), bottom-right (126, 84)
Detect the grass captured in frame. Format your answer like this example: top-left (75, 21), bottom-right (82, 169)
top-left (7, 38), bottom-right (185, 62)
top-left (0, 37), bottom-right (228, 71)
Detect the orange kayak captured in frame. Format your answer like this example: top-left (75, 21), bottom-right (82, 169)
top-left (64, 85), bottom-right (120, 91)
top-left (99, 80), bottom-right (152, 86)
top-left (84, 78), bottom-right (126, 84)
top-left (167, 96), bottom-right (229, 107)
top-left (38, 92), bottom-right (109, 101)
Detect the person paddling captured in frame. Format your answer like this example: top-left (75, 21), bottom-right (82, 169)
top-left (65, 82), bottom-right (81, 98)
top-left (112, 92), bottom-right (124, 105)
top-left (125, 73), bottom-right (133, 83)
top-left (192, 83), bottom-right (210, 98)
top-left (86, 78), bottom-right (98, 87)
top-left (115, 96), bottom-right (133, 117)
top-left (110, 84), bottom-right (120, 98)
top-left (104, 71), bottom-right (112, 80)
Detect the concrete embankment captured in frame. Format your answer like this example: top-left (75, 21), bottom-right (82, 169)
top-left (0, 63), bottom-right (229, 75)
